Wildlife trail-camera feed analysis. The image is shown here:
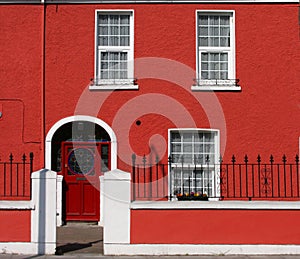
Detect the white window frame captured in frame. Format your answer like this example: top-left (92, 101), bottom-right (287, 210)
top-left (168, 128), bottom-right (220, 200)
top-left (90, 10), bottom-right (138, 90)
top-left (192, 10), bottom-right (240, 91)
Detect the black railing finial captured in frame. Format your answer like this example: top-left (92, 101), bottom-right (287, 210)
top-left (282, 154), bottom-right (287, 163)
top-left (231, 155), bottom-right (236, 164)
top-left (155, 155), bottom-right (159, 164)
top-left (9, 153), bottom-right (13, 163)
top-left (142, 154), bottom-right (146, 165)
top-left (296, 154), bottom-right (299, 164)
top-left (270, 154), bottom-right (274, 164)
top-left (244, 154), bottom-right (248, 163)
top-left (219, 154), bottom-right (223, 163)
top-left (257, 154), bottom-right (261, 164)
top-left (132, 153), bottom-right (136, 165)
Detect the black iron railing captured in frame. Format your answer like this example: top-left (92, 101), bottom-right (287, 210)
top-left (0, 153), bottom-right (34, 200)
top-left (131, 154), bottom-right (300, 201)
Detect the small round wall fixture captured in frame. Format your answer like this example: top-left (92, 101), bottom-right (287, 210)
top-left (136, 120), bottom-right (141, 126)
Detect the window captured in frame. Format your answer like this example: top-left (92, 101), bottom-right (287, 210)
top-left (91, 10), bottom-right (137, 90)
top-left (169, 129), bottom-right (220, 199)
top-left (192, 11), bottom-right (240, 91)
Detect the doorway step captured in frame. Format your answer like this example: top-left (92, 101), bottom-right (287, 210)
top-left (56, 222), bottom-right (103, 255)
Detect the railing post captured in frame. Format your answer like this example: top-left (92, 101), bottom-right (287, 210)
top-left (232, 155), bottom-right (236, 198)
top-left (30, 152), bottom-right (34, 199)
top-left (270, 155), bottom-right (274, 198)
top-left (282, 154), bottom-right (287, 197)
top-left (296, 154), bottom-right (299, 198)
top-left (168, 155), bottom-right (172, 201)
top-left (132, 153), bottom-right (136, 201)
top-left (9, 153), bottom-right (13, 197)
top-left (257, 154), bottom-right (261, 198)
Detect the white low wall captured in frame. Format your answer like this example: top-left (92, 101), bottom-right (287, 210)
top-left (102, 169), bottom-right (300, 256)
top-left (0, 169), bottom-right (57, 255)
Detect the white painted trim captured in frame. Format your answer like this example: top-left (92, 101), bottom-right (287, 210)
top-left (45, 115), bottom-right (117, 170)
top-left (94, 9), bottom-right (135, 86)
top-left (168, 128), bottom-right (220, 197)
top-left (56, 175), bottom-right (63, 227)
top-left (131, 200), bottom-right (300, 210)
top-left (31, 170), bottom-right (57, 255)
top-left (195, 10), bottom-right (236, 85)
top-left (89, 84), bottom-right (139, 91)
top-left (103, 169), bottom-right (131, 244)
top-left (104, 244), bottom-right (300, 256)
top-left (191, 85), bottom-right (241, 91)
top-left (0, 201), bottom-right (34, 210)
top-left (0, 242), bottom-right (54, 255)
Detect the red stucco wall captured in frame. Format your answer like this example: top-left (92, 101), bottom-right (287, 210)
top-left (0, 5), bottom-right (43, 168)
top-left (131, 209), bottom-right (300, 244)
top-left (0, 3), bottom-right (299, 168)
top-left (44, 3), bottom-right (299, 165)
top-left (0, 210), bottom-right (31, 242)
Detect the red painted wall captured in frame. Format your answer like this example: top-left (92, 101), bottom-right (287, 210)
top-left (44, 3), bottom-right (299, 166)
top-left (0, 210), bottom-right (31, 242)
top-left (0, 5), bottom-right (43, 168)
top-left (131, 209), bottom-right (300, 244)
top-left (0, 3), bottom-right (299, 168)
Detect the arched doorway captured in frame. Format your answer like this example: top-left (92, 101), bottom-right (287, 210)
top-left (45, 116), bottom-right (117, 223)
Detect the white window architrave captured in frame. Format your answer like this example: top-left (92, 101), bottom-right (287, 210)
top-left (90, 9), bottom-right (138, 90)
top-left (168, 128), bottom-right (220, 200)
top-left (192, 10), bottom-right (241, 91)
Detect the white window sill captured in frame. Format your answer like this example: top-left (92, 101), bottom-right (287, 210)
top-left (191, 85), bottom-right (241, 91)
top-left (89, 84), bottom-right (139, 91)
top-left (131, 200), bottom-right (300, 210)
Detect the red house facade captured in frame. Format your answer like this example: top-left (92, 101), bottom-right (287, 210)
top-left (0, 0), bottom-right (299, 255)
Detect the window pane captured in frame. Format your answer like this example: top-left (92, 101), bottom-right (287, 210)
top-left (201, 53), bottom-right (208, 61)
top-left (199, 16), bottom-right (208, 25)
top-left (120, 36), bottom-right (129, 46)
top-left (120, 15), bottom-right (129, 25)
top-left (220, 16), bottom-right (230, 25)
top-left (199, 37), bottom-right (208, 46)
top-left (183, 133), bottom-right (193, 142)
top-left (99, 15), bottom-right (108, 24)
top-left (111, 15), bottom-right (119, 24)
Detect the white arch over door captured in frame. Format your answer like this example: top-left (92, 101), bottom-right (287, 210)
top-left (45, 115), bottom-right (117, 170)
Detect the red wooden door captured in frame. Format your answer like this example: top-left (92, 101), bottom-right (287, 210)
top-left (62, 141), bottom-right (110, 221)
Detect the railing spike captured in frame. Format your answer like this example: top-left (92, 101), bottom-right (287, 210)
top-left (296, 154), bottom-right (299, 164)
top-left (142, 154), bottom-right (146, 164)
top-left (257, 154), bottom-right (261, 163)
top-left (270, 154), bottom-right (274, 163)
top-left (219, 154), bottom-right (223, 163)
top-left (231, 155), bottom-right (236, 163)
top-left (132, 153), bottom-right (136, 164)
top-left (244, 154), bottom-right (248, 163)
top-left (9, 153), bottom-right (13, 162)
top-left (22, 153), bottom-right (26, 162)
top-left (168, 155), bottom-right (172, 164)
top-left (282, 154), bottom-right (287, 163)
top-left (155, 155), bottom-right (159, 164)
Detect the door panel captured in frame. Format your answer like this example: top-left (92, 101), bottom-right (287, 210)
top-left (62, 141), bottom-right (110, 221)
top-left (82, 183), bottom-right (97, 215)
top-left (66, 183), bottom-right (81, 216)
